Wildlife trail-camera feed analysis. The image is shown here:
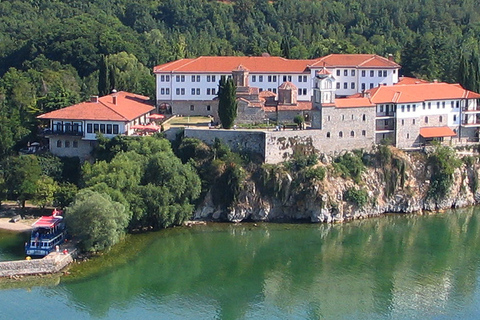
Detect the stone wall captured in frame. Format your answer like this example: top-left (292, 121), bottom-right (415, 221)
top-left (166, 100), bottom-right (219, 118)
top-left (0, 251), bottom-right (75, 277)
top-left (235, 101), bottom-right (265, 124)
top-left (49, 136), bottom-right (94, 160)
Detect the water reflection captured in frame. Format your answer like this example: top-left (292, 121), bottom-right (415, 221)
top-left (38, 209), bottom-right (480, 318)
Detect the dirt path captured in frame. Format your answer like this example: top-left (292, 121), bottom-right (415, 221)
top-left (0, 218), bottom-right (35, 232)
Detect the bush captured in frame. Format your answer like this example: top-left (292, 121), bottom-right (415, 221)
top-left (333, 152), bottom-right (365, 183)
top-left (285, 153), bottom-right (318, 171)
top-left (344, 187), bottom-right (369, 208)
top-left (427, 145), bottom-right (462, 200)
top-left (303, 166), bottom-right (326, 181)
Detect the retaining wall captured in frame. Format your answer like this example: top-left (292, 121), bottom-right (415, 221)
top-left (0, 250), bottom-right (76, 277)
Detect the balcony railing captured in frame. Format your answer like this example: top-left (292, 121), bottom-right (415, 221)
top-left (42, 128), bottom-right (84, 136)
top-left (376, 112), bottom-right (395, 117)
top-left (375, 126), bottom-right (395, 131)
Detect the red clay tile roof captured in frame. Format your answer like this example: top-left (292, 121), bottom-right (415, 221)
top-left (279, 81), bottom-right (297, 90)
top-left (153, 54), bottom-right (400, 74)
top-left (259, 91), bottom-right (277, 98)
top-left (420, 126), bottom-right (456, 138)
top-left (368, 82), bottom-right (480, 104)
top-left (277, 101), bottom-right (314, 111)
top-left (310, 54), bottom-right (400, 69)
top-left (334, 97), bottom-right (375, 108)
top-left (396, 77), bottom-right (430, 85)
top-left (154, 56), bottom-right (315, 73)
top-left (37, 91), bottom-right (154, 122)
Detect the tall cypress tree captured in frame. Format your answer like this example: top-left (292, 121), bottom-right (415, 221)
top-left (98, 55), bottom-right (109, 96)
top-left (217, 76), bottom-right (237, 129)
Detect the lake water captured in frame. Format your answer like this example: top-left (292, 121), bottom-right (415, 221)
top-left (2, 208), bottom-right (480, 319)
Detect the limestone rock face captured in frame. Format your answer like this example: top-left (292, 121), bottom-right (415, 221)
top-left (194, 152), bottom-right (480, 223)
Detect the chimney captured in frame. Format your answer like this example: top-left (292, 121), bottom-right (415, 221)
top-left (111, 89), bottom-right (118, 105)
top-left (388, 54), bottom-right (394, 62)
top-left (112, 96), bottom-right (117, 105)
top-left (90, 96), bottom-right (99, 103)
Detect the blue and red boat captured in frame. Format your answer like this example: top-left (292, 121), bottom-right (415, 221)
top-left (25, 209), bottom-right (66, 257)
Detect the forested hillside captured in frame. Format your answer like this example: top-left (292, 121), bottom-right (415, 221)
top-left (1, 0), bottom-right (480, 157)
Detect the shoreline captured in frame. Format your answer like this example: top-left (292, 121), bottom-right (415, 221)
top-left (0, 218), bottom-right (34, 232)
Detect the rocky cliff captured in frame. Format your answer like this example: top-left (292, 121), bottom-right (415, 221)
top-left (194, 146), bottom-right (480, 223)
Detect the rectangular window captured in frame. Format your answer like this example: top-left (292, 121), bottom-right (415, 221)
top-left (181, 88), bottom-right (185, 95)
top-left (344, 70), bottom-right (348, 76)
top-left (268, 75), bottom-right (272, 82)
top-left (212, 75), bottom-right (216, 82)
top-left (87, 123), bottom-right (93, 133)
top-left (166, 88), bottom-right (170, 95)
top-left (298, 89), bottom-right (302, 95)
top-left (196, 88), bottom-right (200, 95)
top-left (361, 83), bottom-right (365, 90)
top-left (413, 105), bottom-right (416, 112)
top-left (283, 75), bottom-right (287, 82)
top-left (73, 140), bottom-right (78, 148)
top-left (380, 105), bottom-right (384, 113)
top-left (212, 88), bottom-right (216, 95)
top-left (176, 88), bottom-right (180, 95)
top-left (196, 75), bottom-right (200, 82)
top-left (362, 70), bottom-right (366, 77)
top-left (437, 102), bottom-right (440, 109)
top-left (207, 88), bottom-right (211, 95)
top-left (191, 75), bottom-right (195, 82)
top-left (407, 105), bottom-right (410, 112)
top-left (351, 82), bottom-right (355, 89)
top-left (273, 88), bottom-right (277, 94)
top-left (303, 88), bottom-right (307, 95)
top-left (344, 82), bottom-right (347, 89)
top-left (336, 70), bottom-right (340, 76)
top-left (65, 140), bottom-right (70, 148)
top-left (191, 88), bottom-right (195, 95)
top-left (442, 101), bottom-right (445, 108)
top-left (273, 75), bottom-right (277, 82)
top-left (298, 75), bottom-right (302, 82)
top-left (303, 76), bottom-right (307, 82)
top-left (351, 70), bottom-right (355, 76)
top-left (259, 75), bottom-right (263, 82)
top-left (383, 70), bottom-right (387, 77)
top-left (370, 70), bottom-right (374, 77)
top-left (207, 75), bottom-right (211, 82)
top-left (166, 75), bottom-right (170, 81)
top-left (100, 124), bottom-right (106, 134)
top-left (181, 75), bottom-right (185, 82)
top-left (190, 105), bottom-right (194, 111)
top-left (451, 101), bottom-right (454, 108)
top-left (428, 102), bottom-right (431, 109)
top-left (161, 88), bottom-right (165, 95)
top-left (113, 124), bottom-right (119, 134)
top-left (207, 105), bottom-right (211, 111)
top-left (336, 82), bottom-right (340, 89)
top-left (378, 70), bottom-right (382, 77)
top-left (176, 75), bottom-right (180, 82)
top-left (161, 75), bottom-right (165, 82)
top-left (370, 83), bottom-right (374, 89)
top-left (94, 124), bottom-right (99, 133)
top-left (288, 76), bottom-right (292, 82)
top-left (107, 124), bottom-right (112, 134)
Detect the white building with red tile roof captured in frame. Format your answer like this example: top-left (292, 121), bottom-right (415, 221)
top-left (37, 91), bottom-right (155, 159)
top-left (153, 54), bottom-right (400, 117)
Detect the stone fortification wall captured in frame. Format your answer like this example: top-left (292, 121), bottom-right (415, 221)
top-left (184, 128), bottom-right (266, 159)
top-left (184, 127), bottom-right (376, 164)
top-left (167, 100), bottom-right (219, 118)
top-left (0, 251), bottom-right (74, 277)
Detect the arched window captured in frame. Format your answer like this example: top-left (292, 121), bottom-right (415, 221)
top-left (362, 130), bottom-right (366, 136)
top-left (425, 116), bottom-right (429, 123)
top-left (56, 140), bottom-right (62, 148)
top-left (350, 131), bottom-right (355, 137)
top-left (362, 114), bottom-right (366, 121)
top-left (326, 132), bottom-right (331, 138)
top-left (339, 131), bottom-right (343, 138)
top-left (439, 116), bottom-right (443, 123)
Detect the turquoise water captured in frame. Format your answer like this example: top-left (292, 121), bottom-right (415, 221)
top-left (0, 230), bottom-right (27, 261)
top-left (2, 209), bottom-right (480, 319)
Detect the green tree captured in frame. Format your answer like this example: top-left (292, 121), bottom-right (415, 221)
top-left (2, 155), bottom-right (42, 207)
top-left (32, 175), bottom-right (59, 208)
top-left (217, 76), bottom-right (237, 129)
top-left (54, 182), bottom-right (78, 208)
top-left (66, 189), bottom-right (129, 252)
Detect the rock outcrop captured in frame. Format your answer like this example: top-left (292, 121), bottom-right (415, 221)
top-left (194, 148), bottom-right (480, 223)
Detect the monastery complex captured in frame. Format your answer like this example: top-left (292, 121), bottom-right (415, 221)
top-left (38, 54), bottom-right (480, 162)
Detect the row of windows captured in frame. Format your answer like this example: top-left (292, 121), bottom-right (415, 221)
top-left (56, 140), bottom-right (78, 148)
top-left (160, 88), bottom-right (170, 95)
top-left (86, 123), bottom-right (119, 135)
top-left (189, 105), bottom-right (211, 111)
top-left (175, 88), bottom-right (217, 95)
top-left (326, 130), bottom-right (367, 138)
top-left (326, 114), bottom-right (367, 121)
top-left (336, 82), bottom-right (356, 89)
top-left (298, 88), bottom-right (308, 95)
top-left (175, 74), bottom-right (223, 82)
top-left (335, 70), bottom-right (390, 77)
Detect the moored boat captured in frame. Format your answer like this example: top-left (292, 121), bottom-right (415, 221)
top-left (25, 209), bottom-right (66, 257)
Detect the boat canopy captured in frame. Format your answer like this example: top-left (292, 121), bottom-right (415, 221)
top-left (32, 215), bottom-right (63, 228)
